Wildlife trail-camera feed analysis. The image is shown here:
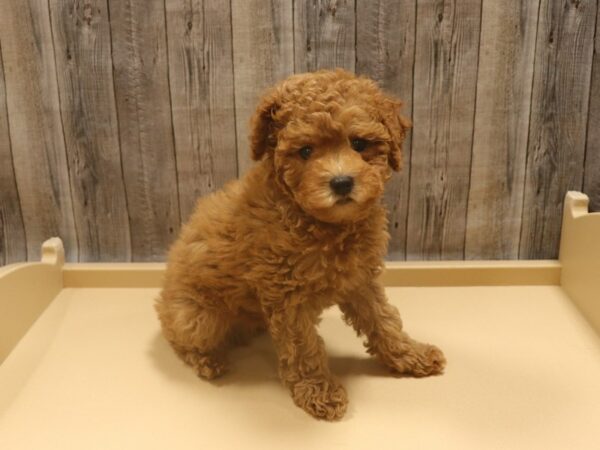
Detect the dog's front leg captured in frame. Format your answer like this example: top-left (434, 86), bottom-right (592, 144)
top-left (339, 280), bottom-right (446, 377)
top-left (264, 301), bottom-right (348, 420)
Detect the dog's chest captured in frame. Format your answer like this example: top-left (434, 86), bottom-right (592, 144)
top-left (285, 233), bottom-right (381, 294)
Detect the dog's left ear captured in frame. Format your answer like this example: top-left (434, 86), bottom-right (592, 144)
top-left (381, 98), bottom-right (411, 171)
top-left (249, 88), bottom-right (282, 161)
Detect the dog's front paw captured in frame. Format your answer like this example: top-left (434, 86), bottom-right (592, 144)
top-left (385, 342), bottom-right (446, 377)
top-left (291, 377), bottom-right (348, 421)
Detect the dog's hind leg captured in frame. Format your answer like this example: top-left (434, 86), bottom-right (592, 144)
top-left (156, 295), bottom-right (232, 380)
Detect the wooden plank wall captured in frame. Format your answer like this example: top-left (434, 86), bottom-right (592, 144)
top-left (0, 0), bottom-right (598, 264)
top-left (520, 0), bottom-right (597, 259)
top-left (466, 0), bottom-right (540, 260)
top-left (50, 0), bottom-right (131, 262)
top-left (0, 40), bottom-right (27, 264)
top-left (0, 0), bottom-right (79, 262)
top-left (232, 0), bottom-right (294, 174)
top-left (165, 0), bottom-right (238, 222)
top-left (356, 0), bottom-right (415, 260)
top-left (585, 2), bottom-right (600, 213)
top-left (408, 0), bottom-right (482, 260)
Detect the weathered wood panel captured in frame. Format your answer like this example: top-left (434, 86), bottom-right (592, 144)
top-left (231, 0), bottom-right (294, 175)
top-left (406, 0), bottom-right (482, 260)
top-left (165, 0), bottom-right (238, 222)
top-left (294, 0), bottom-right (356, 73)
top-left (49, 0), bottom-right (131, 262)
top-left (465, 0), bottom-right (540, 260)
top-left (584, 4), bottom-right (600, 213)
top-left (356, 0), bottom-right (415, 260)
top-left (520, 0), bottom-right (597, 259)
top-left (108, 0), bottom-right (181, 261)
top-left (0, 44), bottom-right (27, 265)
top-left (0, 0), bottom-right (78, 261)
top-left (1, 0), bottom-right (599, 263)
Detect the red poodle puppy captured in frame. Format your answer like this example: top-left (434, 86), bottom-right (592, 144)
top-left (156, 69), bottom-right (445, 420)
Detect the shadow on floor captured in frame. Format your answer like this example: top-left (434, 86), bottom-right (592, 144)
top-left (147, 331), bottom-right (393, 388)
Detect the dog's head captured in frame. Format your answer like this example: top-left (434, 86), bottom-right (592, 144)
top-left (249, 69), bottom-right (411, 224)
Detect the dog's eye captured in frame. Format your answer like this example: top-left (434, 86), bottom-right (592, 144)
top-left (350, 138), bottom-right (369, 152)
top-left (299, 146), bottom-right (313, 160)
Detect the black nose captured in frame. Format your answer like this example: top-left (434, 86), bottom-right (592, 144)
top-left (330, 176), bottom-right (354, 196)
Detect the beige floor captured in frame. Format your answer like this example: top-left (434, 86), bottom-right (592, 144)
top-left (1, 286), bottom-right (600, 450)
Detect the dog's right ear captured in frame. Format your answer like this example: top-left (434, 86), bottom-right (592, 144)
top-left (249, 88), bottom-right (282, 161)
top-left (381, 98), bottom-right (411, 172)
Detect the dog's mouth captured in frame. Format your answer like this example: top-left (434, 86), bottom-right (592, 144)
top-left (335, 196), bottom-right (354, 206)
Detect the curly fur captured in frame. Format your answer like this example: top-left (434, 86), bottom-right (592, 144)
top-left (155, 69), bottom-right (445, 420)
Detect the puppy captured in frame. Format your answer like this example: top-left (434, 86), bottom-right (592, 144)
top-left (156, 69), bottom-right (445, 420)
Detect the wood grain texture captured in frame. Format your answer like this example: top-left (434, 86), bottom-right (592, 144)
top-left (165, 0), bottom-right (238, 222)
top-left (0, 44), bottom-right (27, 265)
top-left (294, 0), bottom-right (356, 72)
top-left (108, 0), bottom-right (181, 261)
top-left (2, 0), bottom-right (600, 262)
top-left (231, 0), bottom-right (294, 175)
top-left (0, 0), bottom-right (78, 261)
top-left (520, 0), bottom-right (597, 259)
top-left (406, 0), bottom-right (482, 260)
top-left (584, 4), bottom-right (600, 213)
top-left (465, 0), bottom-right (540, 260)
top-left (356, 0), bottom-right (415, 260)
top-left (49, 0), bottom-right (131, 262)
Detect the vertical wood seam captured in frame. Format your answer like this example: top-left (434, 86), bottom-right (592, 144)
top-left (162, 0), bottom-right (183, 222)
top-left (517, 0), bottom-right (543, 260)
top-left (463, 0), bottom-right (485, 260)
top-left (105, 0), bottom-right (133, 261)
top-left (353, 0), bottom-right (357, 72)
top-left (46, 0), bottom-right (80, 261)
top-left (229, 0), bottom-right (240, 178)
top-left (582, 5), bottom-right (600, 192)
top-left (0, 40), bottom-right (28, 262)
top-left (404, 0), bottom-right (418, 259)
top-left (292, 0), bottom-right (296, 73)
